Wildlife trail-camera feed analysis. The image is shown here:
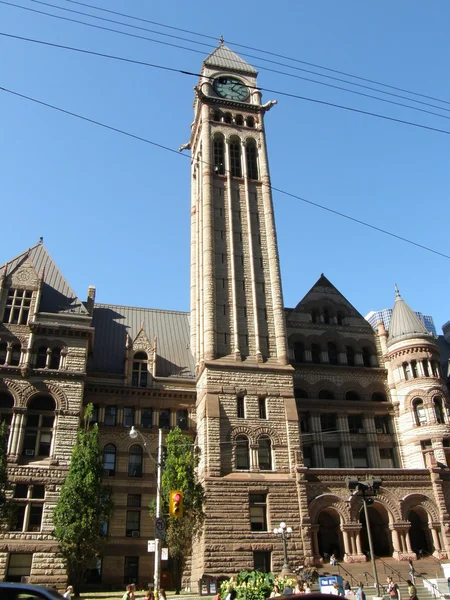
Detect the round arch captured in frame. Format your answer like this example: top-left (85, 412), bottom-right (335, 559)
top-left (358, 501), bottom-right (393, 557)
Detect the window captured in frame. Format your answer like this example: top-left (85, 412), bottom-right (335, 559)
top-left (124, 556), bottom-right (139, 584)
top-left (372, 392), bottom-right (387, 402)
top-left (311, 309), bottom-right (319, 324)
top-left (337, 312), bottom-right (344, 326)
top-left (303, 445), bottom-right (312, 467)
top-left (411, 360), bottom-right (418, 378)
top-left (318, 389), bottom-right (335, 400)
top-left (346, 346), bottom-right (355, 366)
top-left (327, 342), bottom-right (338, 365)
top-left (299, 412), bottom-right (310, 433)
top-left (9, 344), bottom-right (21, 367)
top-left (0, 392), bottom-right (13, 427)
top-left (50, 347), bottom-right (61, 369)
top-left (253, 551), bottom-right (271, 573)
top-left (321, 413), bottom-right (337, 432)
top-left (224, 113), bottom-right (232, 124)
top-left (127, 494), bottom-right (141, 507)
top-left (324, 447), bottom-right (340, 468)
top-left (123, 407), bottom-right (134, 428)
top-left (362, 347), bottom-right (371, 367)
top-left (213, 110), bottom-right (222, 122)
top-left (10, 485), bottom-right (44, 532)
top-left (126, 511), bottom-right (141, 537)
top-left (141, 408), bottom-right (153, 429)
top-left (246, 116), bottom-right (255, 128)
top-left (434, 397), bottom-right (445, 424)
top-left (28, 504), bottom-right (43, 531)
top-left (353, 448), bottom-right (368, 467)
top-left (103, 444), bottom-right (116, 475)
top-left (403, 362), bottom-right (412, 380)
top-left (236, 435), bottom-right (250, 470)
top-left (374, 415), bottom-right (390, 434)
top-left (421, 439), bottom-right (432, 451)
top-left (104, 406), bottom-right (117, 426)
top-left (213, 137), bottom-right (225, 175)
top-left (6, 553), bottom-right (32, 582)
top-left (159, 409), bottom-right (170, 429)
top-left (249, 494), bottom-right (267, 531)
top-left (345, 391), bottom-right (361, 401)
top-left (176, 409), bottom-right (188, 430)
top-left (0, 341), bottom-right (6, 365)
top-left (258, 435), bottom-right (272, 470)
top-left (311, 343), bottom-right (321, 364)
top-left (35, 346), bottom-right (47, 369)
top-left (246, 141), bottom-right (258, 180)
top-left (413, 398), bottom-right (427, 426)
top-left (132, 352), bottom-right (148, 387)
top-left (295, 388), bottom-right (308, 399)
top-left (237, 394), bottom-right (245, 418)
top-left (3, 289), bottom-right (32, 325)
top-left (22, 396), bottom-right (55, 458)
top-left (379, 447), bottom-right (395, 468)
top-left (31, 485), bottom-right (45, 499)
top-left (348, 414), bottom-right (363, 434)
top-left (258, 397), bottom-right (267, 419)
top-left (128, 445), bottom-right (143, 477)
top-left (235, 114), bottom-right (244, 126)
top-left (293, 342), bottom-right (304, 363)
top-left (90, 404), bottom-right (99, 424)
top-left (230, 140), bottom-right (242, 177)
top-left (422, 360), bottom-right (430, 377)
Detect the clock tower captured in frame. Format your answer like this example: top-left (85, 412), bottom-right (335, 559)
top-left (186, 41), bottom-right (303, 581)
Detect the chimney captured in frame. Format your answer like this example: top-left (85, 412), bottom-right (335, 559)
top-left (86, 285), bottom-right (96, 315)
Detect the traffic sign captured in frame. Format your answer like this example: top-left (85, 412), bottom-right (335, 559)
top-left (155, 517), bottom-right (166, 540)
top-left (148, 540), bottom-right (155, 553)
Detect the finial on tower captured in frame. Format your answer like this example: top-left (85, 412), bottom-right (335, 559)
top-left (219, 34), bottom-right (224, 44)
top-left (394, 283), bottom-right (401, 297)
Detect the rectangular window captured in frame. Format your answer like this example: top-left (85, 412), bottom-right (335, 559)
top-left (104, 406), bottom-right (117, 426)
top-left (126, 511), bottom-right (141, 537)
top-left (237, 396), bottom-right (245, 418)
top-left (253, 551), bottom-right (271, 573)
top-left (258, 397), bottom-right (267, 419)
top-left (299, 412), bottom-right (310, 433)
top-left (421, 439), bottom-right (432, 450)
top-left (230, 142), bottom-right (242, 177)
top-left (176, 409), bottom-right (188, 430)
top-left (348, 414), bottom-right (363, 434)
top-left (320, 413), bottom-right (337, 432)
top-left (31, 485), bottom-right (45, 499)
top-left (141, 409), bottom-right (153, 429)
top-left (14, 484), bottom-right (28, 499)
top-left (374, 415), bottom-right (390, 434)
top-left (124, 556), bottom-right (139, 584)
top-left (324, 447), bottom-right (341, 468)
top-left (90, 404), bottom-right (99, 423)
top-left (27, 505), bottom-right (43, 532)
top-left (10, 505), bottom-right (26, 531)
top-left (303, 445), bottom-right (312, 467)
top-left (379, 447), bottom-right (395, 468)
top-left (159, 409), bottom-right (170, 429)
top-left (123, 408), bottom-right (135, 428)
top-left (353, 448), bottom-right (368, 467)
top-left (127, 494), bottom-right (142, 508)
top-left (3, 289), bottom-right (32, 325)
top-left (6, 553), bottom-right (33, 582)
top-left (249, 494), bottom-right (267, 532)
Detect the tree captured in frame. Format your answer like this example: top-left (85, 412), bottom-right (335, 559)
top-left (53, 405), bottom-right (113, 597)
top-left (0, 420), bottom-right (13, 527)
top-left (159, 427), bottom-right (204, 593)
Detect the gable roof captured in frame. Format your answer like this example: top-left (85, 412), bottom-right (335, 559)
top-left (203, 42), bottom-right (258, 75)
top-left (90, 304), bottom-right (195, 378)
top-left (2, 241), bottom-right (89, 316)
top-left (387, 286), bottom-right (433, 346)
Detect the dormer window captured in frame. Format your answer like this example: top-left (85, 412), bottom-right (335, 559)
top-left (132, 352), bottom-right (148, 387)
top-left (3, 289), bottom-right (32, 325)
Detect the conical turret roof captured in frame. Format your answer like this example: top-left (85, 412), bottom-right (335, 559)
top-left (203, 39), bottom-right (258, 75)
top-left (387, 285), bottom-right (433, 346)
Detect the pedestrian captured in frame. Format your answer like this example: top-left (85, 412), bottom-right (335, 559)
top-left (344, 580), bottom-right (352, 592)
top-left (144, 592), bottom-right (155, 600)
top-left (122, 584), bottom-right (134, 600)
top-left (407, 580), bottom-right (418, 600)
top-left (408, 559), bottom-right (415, 584)
top-left (63, 586), bottom-right (74, 599)
top-left (294, 580), bottom-right (304, 594)
top-left (356, 583), bottom-right (366, 600)
top-left (159, 589), bottom-right (167, 600)
top-left (270, 585), bottom-right (281, 598)
top-left (282, 585), bottom-right (293, 596)
top-left (447, 577), bottom-right (450, 595)
top-left (387, 576), bottom-right (399, 600)
top-left (304, 583), bottom-right (312, 594)
top-left (330, 553), bottom-right (337, 566)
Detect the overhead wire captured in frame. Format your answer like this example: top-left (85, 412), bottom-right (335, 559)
top-left (3, 0), bottom-right (450, 121)
top-left (1, 83), bottom-right (449, 262)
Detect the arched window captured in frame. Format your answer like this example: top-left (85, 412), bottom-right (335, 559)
top-left (128, 445), bottom-right (143, 477)
top-left (346, 346), bottom-right (355, 367)
top-left (311, 343), bottom-right (321, 364)
top-left (23, 395), bottom-right (55, 458)
top-left (319, 390), bottom-right (335, 400)
top-left (327, 342), bottom-right (338, 365)
top-left (411, 360), bottom-right (418, 378)
top-left (403, 362), bottom-right (412, 380)
top-left (337, 312), bottom-right (344, 326)
top-left (246, 140), bottom-right (258, 180)
top-left (213, 136), bottom-right (225, 175)
top-left (229, 140), bottom-right (242, 177)
top-left (311, 309), bottom-right (319, 324)
top-left (434, 397), bottom-right (445, 424)
top-left (224, 113), bottom-right (232, 124)
top-left (0, 342), bottom-right (6, 365)
top-left (246, 116), bottom-right (255, 128)
top-left (413, 398), bottom-right (427, 426)
top-left (422, 360), bottom-right (430, 377)
top-left (323, 308), bottom-right (330, 324)
top-left (35, 346), bottom-right (47, 369)
top-left (10, 344), bottom-right (21, 367)
top-left (362, 347), bottom-right (371, 367)
top-left (258, 435), bottom-right (272, 471)
top-left (236, 435), bottom-right (250, 470)
top-left (103, 444), bottom-right (116, 475)
top-left (345, 391), bottom-right (361, 401)
top-left (50, 347), bottom-right (61, 370)
top-left (235, 114), bottom-right (244, 126)
top-left (0, 392), bottom-right (14, 427)
top-left (293, 342), bottom-right (304, 363)
top-left (132, 352), bottom-right (148, 387)
top-left (213, 110), bottom-right (222, 122)
top-left (372, 392), bottom-right (387, 402)
top-left (295, 388), bottom-right (308, 399)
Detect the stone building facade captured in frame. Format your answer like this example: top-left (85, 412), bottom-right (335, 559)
top-left (1, 42), bottom-right (450, 588)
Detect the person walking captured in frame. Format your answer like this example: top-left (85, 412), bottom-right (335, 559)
top-left (63, 586), bottom-right (73, 599)
top-left (407, 580), bottom-right (418, 600)
top-left (408, 559), bottom-right (416, 584)
top-left (387, 576), bottom-right (399, 600)
top-left (356, 582), bottom-right (366, 600)
top-left (122, 584), bottom-right (135, 600)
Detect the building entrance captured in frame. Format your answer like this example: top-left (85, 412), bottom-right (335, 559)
top-left (317, 509), bottom-right (343, 559)
top-left (408, 507), bottom-right (433, 555)
top-left (359, 504), bottom-right (392, 557)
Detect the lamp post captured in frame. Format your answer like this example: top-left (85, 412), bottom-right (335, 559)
top-left (274, 522), bottom-right (293, 576)
top-left (130, 426), bottom-right (164, 592)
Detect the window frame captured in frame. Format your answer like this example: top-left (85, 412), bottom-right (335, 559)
top-left (249, 493), bottom-right (268, 532)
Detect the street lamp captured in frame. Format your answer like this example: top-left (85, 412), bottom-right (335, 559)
top-left (274, 522), bottom-right (293, 576)
top-left (130, 425), bottom-right (164, 592)
top-left (346, 478), bottom-right (383, 599)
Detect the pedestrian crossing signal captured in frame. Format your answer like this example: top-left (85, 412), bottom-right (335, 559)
top-left (169, 490), bottom-right (183, 518)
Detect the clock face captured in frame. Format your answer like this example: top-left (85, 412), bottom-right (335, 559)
top-left (213, 77), bottom-right (249, 101)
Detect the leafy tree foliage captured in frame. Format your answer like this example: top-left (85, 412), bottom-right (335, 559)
top-left (159, 427), bottom-right (204, 593)
top-left (0, 421), bottom-right (13, 527)
top-left (53, 405), bottom-right (113, 596)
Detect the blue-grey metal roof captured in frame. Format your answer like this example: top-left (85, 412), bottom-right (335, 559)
top-left (2, 241), bottom-right (89, 315)
top-left (90, 304), bottom-right (195, 378)
top-left (204, 43), bottom-right (258, 75)
top-left (387, 288), bottom-right (433, 346)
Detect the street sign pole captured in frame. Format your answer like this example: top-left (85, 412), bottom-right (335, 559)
top-left (154, 429), bottom-right (163, 592)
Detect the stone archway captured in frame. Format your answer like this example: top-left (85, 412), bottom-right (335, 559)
top-left (317, 508), bottom-right (344, 559)
top-left (408, 506), bottom-right (433, 555)
top-left (359, 503), bottom-right (392, 557)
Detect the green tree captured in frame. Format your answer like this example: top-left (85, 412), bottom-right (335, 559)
top-left (0, 420), bottom-right (13, 527)
top-left (53, 404), bottom-right (113, 597)
top-left (159, 427), bottom-right (204, 593)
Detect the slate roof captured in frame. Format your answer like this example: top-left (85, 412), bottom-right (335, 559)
top-left (387, 287), bottom-right (433, 346)
top-left (203, 42), bottom-right (258, 75)
top-left (2, 241), bottom-right (89, 315)
top-left (90, 304), bottom-right (195, 378)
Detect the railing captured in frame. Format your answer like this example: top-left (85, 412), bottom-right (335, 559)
top-left (336, 563), bottom-right (360, 588)
top-left (414, 548), bottom-right (442, 567)
top-left (375, 555), bottom-right (409, 584)
top-left (420, 575), bottom-right (443, 598)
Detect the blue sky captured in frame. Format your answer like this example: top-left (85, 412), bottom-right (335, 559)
top-left (1, 1), bottom-right (449, 331)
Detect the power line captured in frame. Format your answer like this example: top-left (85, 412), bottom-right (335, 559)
top-left (1, 84), bottom-right (449, 262)
top-left (5, 0), bottom-right (450, 122)
top-left (25, 0), bottom-right (450, 117)
top-left (62, 0), bottom-right (450, 108)
top-left (3, 29), bottom-right (450, 138)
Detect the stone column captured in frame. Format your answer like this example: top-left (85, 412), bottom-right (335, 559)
top-left (355, 353), bottom-right (364, 366)
top-left (311, 526), bottom-right (320, 556)
top-left (391, 528), bottom-right (401, 553)
top-left (405, 531), bottom-right (413, 553)
top-left (338, 352), bottom-right (347, 365)
top-left (304, 349), bottom-right (312, 362)
top-left (430, 527), bottom-right (441, 551)
top-left (355, 532), bottom-right (363, 555)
